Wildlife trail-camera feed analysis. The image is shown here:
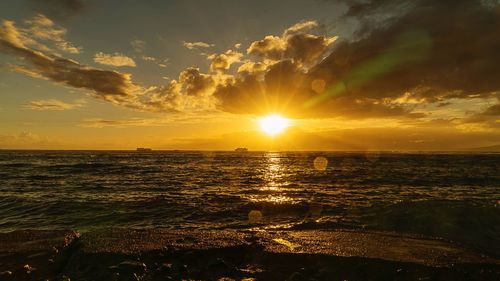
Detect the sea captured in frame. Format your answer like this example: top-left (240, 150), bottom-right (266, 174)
top-left (0, 151), bottom-right (499, 257)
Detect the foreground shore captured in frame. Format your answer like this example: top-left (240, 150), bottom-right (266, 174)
top-left (0, 229), bottom-right (498, 280)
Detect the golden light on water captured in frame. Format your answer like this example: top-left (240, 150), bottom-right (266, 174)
top-left (258, 114), bottom-right (291, 136)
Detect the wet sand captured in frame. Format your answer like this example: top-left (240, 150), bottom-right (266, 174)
top-left (0, 229), bottom-right (498, 280)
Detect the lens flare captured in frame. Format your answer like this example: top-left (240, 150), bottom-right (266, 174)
top-left (258, 114), bottom-right (290, 136)
top-left (313, 156), bottom-right (328, 171)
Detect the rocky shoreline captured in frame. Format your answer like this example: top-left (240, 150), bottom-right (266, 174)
top-left (0, 229), bottom-right (499, 280)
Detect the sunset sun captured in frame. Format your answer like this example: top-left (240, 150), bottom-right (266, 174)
top-left (258, 114), bottom-right (291, 136)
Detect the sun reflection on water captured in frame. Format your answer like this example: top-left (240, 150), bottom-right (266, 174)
top-left (245, 153), bottom-right (298, 225)
top-left (260, 152), bottom-right (286, 192)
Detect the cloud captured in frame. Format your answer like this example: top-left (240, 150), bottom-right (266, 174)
top-left (214, 1), bottom-right (500, 120)
top-left (237, 61), bottom-right (268, 75)
top-left (140, 67), bottom-right (228, 112)
top-left (141, 55), bottom-right (155, 61)
top-left (283, 20), bottom-right (319, 36)
top-left (25, 14), bottom-right (82, 54)
top-left (207, 50), bottom-right (243, 72)
top-left (182, 41), bottom-right (214, 50)
top-left (82, 117), bottom-right (166, 128)
top-left (0, 16), bottom-right (422, 118)
top-left (131, 39), bottom-right (146, 53)
top-left (216, 21), bottom-right (401, 118)
top-left (23, 99), bottom-right (86, 110)
top-left (462, 101), bottom-right (500, 125)
top-left (140, 56), bottom-right (170, 68)
top-left (479, 103), bottom-right (500, 117)
top-left (247, 20), bottom-right (336, 67)
top-left (81, 113), bottom-right (228, 128)
top-left (93, 52), bottom-right (136, 67)
top-left (0, 16), bottom-right (211, 113)
top-left (2, 4), bottom-right (500, 126)
top-left (1, 14), bottom-right (82, 54)
top-left (214, 59), bottom-right (421, 118)
top-left (318, 0), bottom-right (500, 103)
top-left (0, 19), bottom-right (140, 107)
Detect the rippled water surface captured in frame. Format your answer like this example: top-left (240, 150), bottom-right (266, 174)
top-left (0, 151), bottom-right (499, 255)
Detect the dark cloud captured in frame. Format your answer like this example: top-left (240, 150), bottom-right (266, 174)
top-left (0, 20), bottom-right (139, 107)
top-left (216, 0), bottom-right (500, 119)
top-left (481, 103), bottom-right (500, 117)
top-left (214, 59), bottom-right (418, 118)
top-left (344, 0), bottom-right (412, 18)
top-left (318, 0), bottom-right (500, 103)
top-left (247, 21), bottom-right (336, 67)
top-left (29, 0), bottom-right (86, 20)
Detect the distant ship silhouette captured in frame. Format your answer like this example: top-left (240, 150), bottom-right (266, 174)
top-left (234, 147), bottom-right (248, 152)
top-left (136, 147), bottom-right (152, 152)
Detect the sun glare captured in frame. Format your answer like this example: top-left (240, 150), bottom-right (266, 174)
top-left (258, 114), bottom-right (291, 136)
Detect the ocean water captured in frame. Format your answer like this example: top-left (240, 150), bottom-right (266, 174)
top-left (0, 151), bottom-right (499, 256)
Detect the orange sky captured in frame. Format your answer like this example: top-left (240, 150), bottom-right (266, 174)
top-left (0, 0), bottom-right (499, 150)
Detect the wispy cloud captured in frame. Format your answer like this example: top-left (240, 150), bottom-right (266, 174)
top-left (140, 55), bottom-right (170, 68)
top-left (141, 55), bottom-right (155, 61)
top-left (182, 41), bottom-right (214, 50)
top-left (81, 114), bottom-right (227, 128)
top-left (82, 117), bottom-right (165, 128)
top-left (93, 52), bottom-right (136, 67)
top-left (17, 14), bottom-right (83, 54)
top-left (130, 39), bottom-right (146, 53)
top-left (24, 99), bottom-right (86, 110)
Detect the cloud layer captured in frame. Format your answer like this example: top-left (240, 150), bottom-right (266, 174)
top-left (1, 1), bottom-right (499, 128)
top-left (24, 99), bottom-right (86, 110)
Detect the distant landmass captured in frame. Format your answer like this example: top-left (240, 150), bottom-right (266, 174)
top-left (465, 144), bottom-right (500, 152)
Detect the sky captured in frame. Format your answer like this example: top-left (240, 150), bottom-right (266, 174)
top-left (0, 0), bottom-right (499, 150)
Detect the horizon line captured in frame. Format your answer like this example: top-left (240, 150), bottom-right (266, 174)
top-left (0, 148), bottom-right (499, 153)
